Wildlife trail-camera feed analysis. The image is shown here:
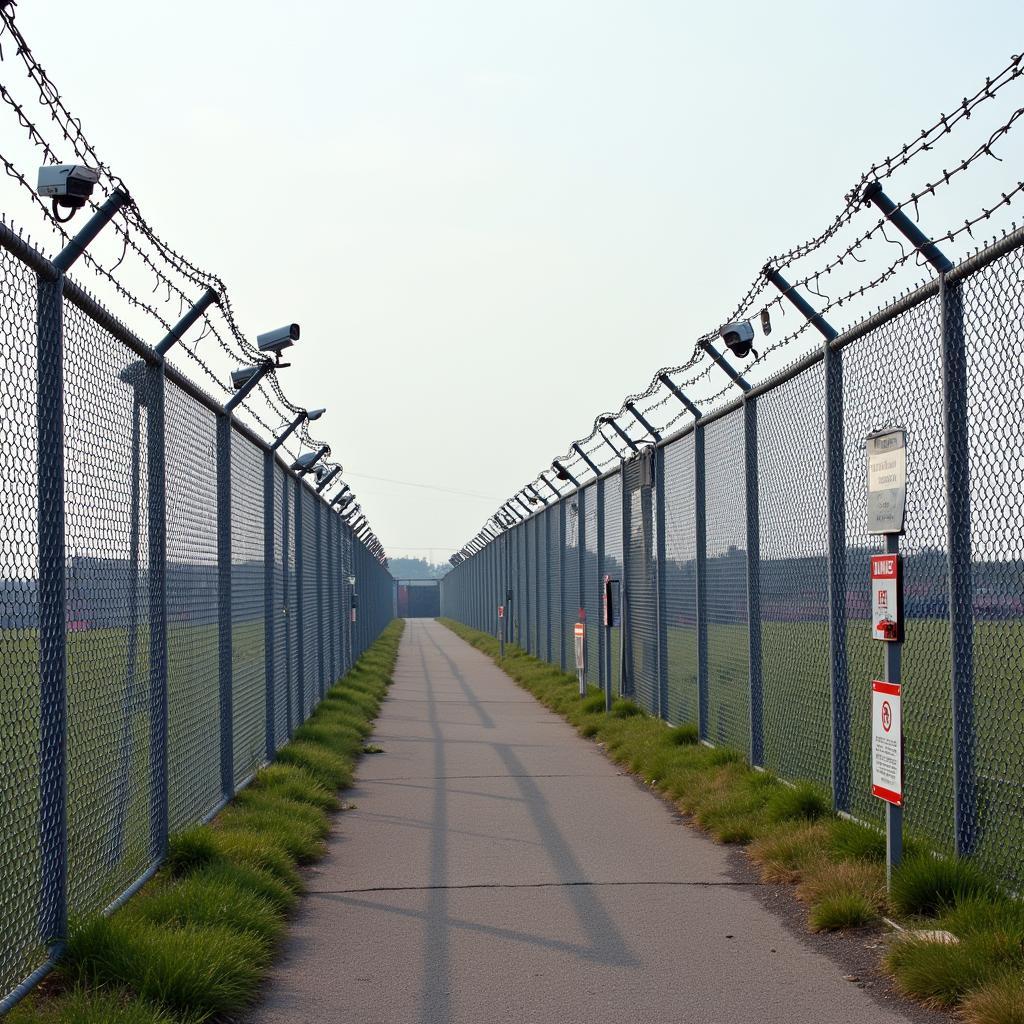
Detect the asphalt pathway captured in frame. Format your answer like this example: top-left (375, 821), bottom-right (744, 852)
top-left (249, 619), bottom-right (917, 1024)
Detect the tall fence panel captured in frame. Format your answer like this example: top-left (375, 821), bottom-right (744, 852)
top-left (438, 222), bottom-right (1024, 897)
top-left (0, 227), bottom-right (395, 1012)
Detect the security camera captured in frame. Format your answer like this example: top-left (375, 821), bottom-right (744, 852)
top-left (231, 364), bottom-right (264, 390)
top-left (257, 324), bottom-right (299, 366)
top-left (719, 321), bottom-right (756, 359)
top-left (37, 164), bottom-right (100, 222)
top-left (306, 407), bottom-right (325, 421)
top-left (292, 451), bottom-right (321, 474)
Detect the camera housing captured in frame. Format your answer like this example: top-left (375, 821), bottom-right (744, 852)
top-left (306, 407), bottom-right (325, 421)
top-left (37, 164), bottom-right (101, 222)
top-left (257, 324), bottom-right (300, 365)
top-left (719, 321), bottom-right (756, 359)
top-left (231, 365), bottom-right (264, 390)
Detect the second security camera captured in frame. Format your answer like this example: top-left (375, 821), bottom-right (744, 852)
top-left (231, 365), bottom-right (264, 390)
top-left (37, 164), bottom-right (100, 222)
top-left (719, 320), bottom-right (756, 359)
top-left (258, 324), bottom-right (300, 365)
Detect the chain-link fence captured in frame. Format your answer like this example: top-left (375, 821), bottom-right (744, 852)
top-left (0, 224), bottom-right (396, 1011)
top-left (440, 222), bottom-right (1024, 895)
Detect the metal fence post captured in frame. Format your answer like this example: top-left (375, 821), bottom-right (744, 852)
top-left (558, 499), bottom-right (567, 672)
top-left (695, 423), bottom-right (709, 741)
top-left (216, 414), bottom-right (234, 799)
top-left (263, 450), bottom-right (276, 760)
top-left (147, 360), bottom-right (168, 859)
top-left (745, 397), bottom-right (763, 768)
top-left (294, 479), bottom-right (305, 722)
top-left (315, 501), bottom-right (324, 700)
top-left (282, 467), bottom-right (293, 740)
top-left (36, 270), bottom-right (67, 950)
top-left (941, 273), bottom-right (978, 856)
top-left (596, 478), bottom-right (606, 694)
top-left (655, 446), bottom-right (668, 720)
top-left (620, 463), bottom-right (630, 699)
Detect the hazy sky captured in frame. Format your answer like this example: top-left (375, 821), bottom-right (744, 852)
top-left (6, 1), bottom-right (1022, 564)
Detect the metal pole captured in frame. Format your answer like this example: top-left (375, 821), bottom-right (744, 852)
top-left (745, 397), bottom-right (763, 767)
top-left (282, 467), bottom-right (293, 739)
top-left (606, 418), bottom-right (640, 454)
top-left (316, 502), bottom-right (325, 699)
top-left (559, 499), bottom-right (567, 673)
top-left (146, 362), bottom-right (168, 860)
top-left (571, 443), bottom-right (601, 477)
top-left (940, 273), bottom-right (977, 856)
top-left (216, 414), bottom-right (234, 799)
top-left (316, 466), bottom-right (341, 493)
top-left (700, 339), bottom-right (751, 393)
top-left (885, 532), bottom-right (903, 888)
top-left (596, 477), bottom-right (606, 699)
top-left (263, 450), bottom-right (276, 760)
top-left (37, 268), bottom-right (67, 952)
top-left (271, 411), bottom-right (305, 452)
top-left (155, 288), bottom-right (219, 356)
top-left (620, 459), bottom-right (630, 699)
top-left (695, 423), bottom-right (709, 741)
top-left (52, 190), bottom-right (129, 274)
top-left (223, 361), bottom-right (273, 415)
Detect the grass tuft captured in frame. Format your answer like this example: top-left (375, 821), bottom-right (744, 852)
top-left (251, 763), bottom-right (340, 811)
top-left (665, 723), bottom-right (699, 746)
top-left (65, 915), bottom-right (269, 1018)
top-left (765, 781), bottom-right (831, 824)
top-left (610, 698), bottom-right (642, 718)
top-left (829, 818), bottom-right (886, 863)
top-left (890, 854), bottom-right (999, 918)
top-left (6, 989), bottom-right (178, 1024)
top-left (810, 891), bottom-right (879, 932)
top-left (960, 973), bottom-right (1024, 1024)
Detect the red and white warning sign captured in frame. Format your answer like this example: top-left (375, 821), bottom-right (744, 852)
top-left (574, 622), bottom-right (586, 671)
top-left (872, 680), bottom-right (902, 805)
top-left (498, 605), bottom-right (504, 619)
top-left (870, 554), bottom-right (902, 642)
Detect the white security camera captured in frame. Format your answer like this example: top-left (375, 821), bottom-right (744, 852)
top-left (257, 324), bottom-right (300, 358)
top-left (292, 451), bottom-right (321, 473)
top-left (37, 164), bottom-right (101, 222)
top-left (719, 321), bottom-right (756, 359)
top-left (231, 365), bottom-right (263, 390)
top-left (306, 407), bottom-right (325, 421)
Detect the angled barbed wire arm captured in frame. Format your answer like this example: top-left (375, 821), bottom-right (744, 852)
top-left (699, 338), bottom-right (751, 393)
top-left (656, 373), bottom-right (702, 419)
top-left (514, 493), bottom-right (533, 515)
top-left (315, 466), bottom-right (341, 493)
top-left (539, 473), bottom-right (562, 500)
top-left (551, 459), bottom-right (580, 488)
top-left (763, 267), bottom-right (839, 342)
top-left (571, 443), bottom-right (601, 477)
top-left (525, 483), bottom-right (549, 506)
top-left (154, 287), bottom-right (219, 357)
top-left (625, 401), bottom-right (661, 441)
top-left (595, 429), bottom-right (622, 463)
top-left (605, 417), bottom-right (641, 454)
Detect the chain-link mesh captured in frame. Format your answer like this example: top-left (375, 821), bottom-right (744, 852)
top-left (843, 296), bottom-right (953, 843)
top-left (164, 382), bottom-right (220, 829)
top-left (548, 505), bottom-right (563, 670)
top-left (229, 433), bottom-right (265, 785)
top-left (663, 434), bottom-right (699, 726)
top-left (0, 249), bottom-right (44, 998)
top-left (625, 459), bottom-right (659, 714)
top-left (757, 363), bottom-right (832, 788)
top-left (602, 472), bottom-right (623, 698)
top-left (300, 487), bottom-right (318, 719)
top-left (582, 484), bottom-right (600, 688)
top-left (272, 462), bottom-right (289, 749)
top-left (536, 511), bottom-right (549, 662)
top-left (960, 247), bottom-right (1024, 885)
top-left (704, 409), bottom-right (751, 751)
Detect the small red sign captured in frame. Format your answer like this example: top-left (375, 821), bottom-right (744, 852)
top-left (498, 605), bottom-right (504, 619)
top-left (574, 622), bottom-right (585, 639)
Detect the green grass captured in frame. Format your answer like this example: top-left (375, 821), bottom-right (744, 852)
top-left (11, 620), bottom-right (404, 1024)
top-left (439, 616), bottom-right (1024, 1024)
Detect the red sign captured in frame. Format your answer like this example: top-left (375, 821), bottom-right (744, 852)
top-left (872, 680), bottom-right (902, 805)
top-left (574, 622), bottom-right (585, 639)
top-left (870, 554), bottom-right (902, 642)
top-left (498, 605), bottom-right (504, 619)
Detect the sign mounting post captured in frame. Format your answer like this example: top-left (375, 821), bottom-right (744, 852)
top-left (866, 427), bottom-right (906, 891)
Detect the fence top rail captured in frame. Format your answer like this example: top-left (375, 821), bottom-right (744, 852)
top-left (465, 219), bottom-right (1024, 543)
top-left (0, 215), bottom-right (386, 559)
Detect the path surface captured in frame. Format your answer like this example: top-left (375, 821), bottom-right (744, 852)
top-left (250, 619), bottom-right (916, 1024)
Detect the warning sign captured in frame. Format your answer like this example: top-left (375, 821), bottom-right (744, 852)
top-left (866, 428), bottom-right (907, 535)
top-left (498, 605), bottom-right (504, 619)
top-left (574, 623), bottom-right (586, 671)
top-left (870, 554), bottom-right (902, 642)
top-left (872, 680), bottom-right (902, 805)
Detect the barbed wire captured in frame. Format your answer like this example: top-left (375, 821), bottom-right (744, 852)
top-left (468, 49), bottom-right (1024, 555)
top-left (0, 3), bottom-right (376, 553)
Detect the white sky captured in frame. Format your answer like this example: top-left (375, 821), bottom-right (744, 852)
top-left (3, 1), bottom-right (1022, 564)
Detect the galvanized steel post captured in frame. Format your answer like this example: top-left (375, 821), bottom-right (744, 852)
top-left (263, 451), bottom-right (276, 760)
top-left (745, 397), bottom-right (763, 768)
top-left (216, 413), bottom-right (234, 800)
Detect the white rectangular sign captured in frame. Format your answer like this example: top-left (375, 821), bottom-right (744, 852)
top-left (866, 429), bottom-right (907, 535)
top-left (872, 680), bottom-right (902, 805)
